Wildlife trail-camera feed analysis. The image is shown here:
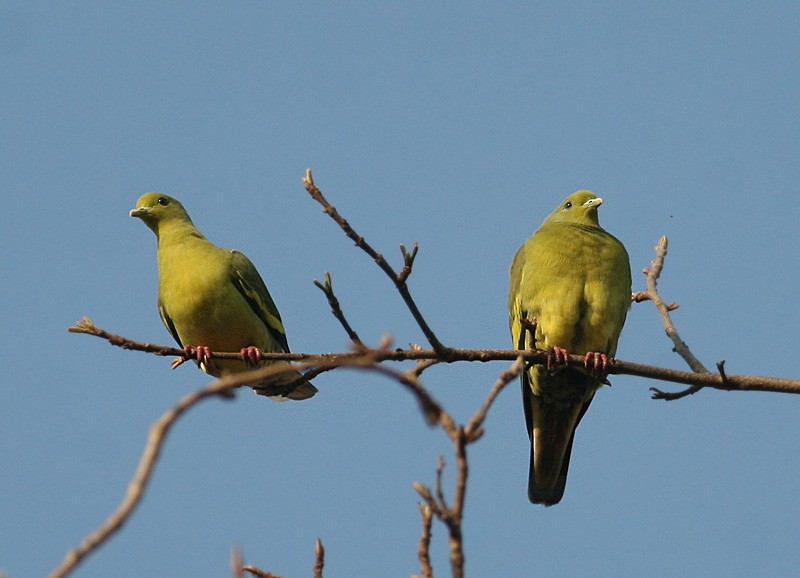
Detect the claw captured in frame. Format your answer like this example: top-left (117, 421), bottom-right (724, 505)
top-left (184, 345), bottom-right (215, 372)
top-left (240, 346), bottom-right (263, 368)
top-left (546, 346), bottom-right (569, 374)
top-left (195, 346), bottom-right (213, 366)
top-left (584, 351), bottom-right (609, 378)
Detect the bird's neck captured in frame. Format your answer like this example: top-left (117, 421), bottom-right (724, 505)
top-left (156, 221), bottom-right (209, 252)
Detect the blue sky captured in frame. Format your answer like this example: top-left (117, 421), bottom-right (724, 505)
top-left (3, 3), bottom-right (800, 577)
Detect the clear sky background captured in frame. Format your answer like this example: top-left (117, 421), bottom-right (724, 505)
top-left (3, 3), bottom-right (799, 577)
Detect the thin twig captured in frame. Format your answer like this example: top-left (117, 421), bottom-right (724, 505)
top-left (416, 503), bottom-right (434, 578)
top-left (717, 360), bottom-right (729, 387)
top-left (635, 236), bottom-right (711, 400)
top-left (313, 272), bottom-right (363, 347)
top-left (302, 168), bottom-right (451, 356)
top-left (411, 359), bottom-right (522, 578)
top-left (48, 364), bottom-right (301, 578)
top-left (234, 545), bottom-right (288, 578)
top-left (434, 456), bottom-right (449, 511)
top-left (409, 343), bottom-right (440, 378)
top-left (313, 538), bottom-right (324, 578)
top-left (412, 359), bottom-right (441, 377)
top-left (647, 237), bottom-right (707, 372)
top-left (231, 546), bottom-right (244, 578)
top-left (242, 566), bottom-right (283, 578)
top-left (464, 356), bottom-right (524, 442)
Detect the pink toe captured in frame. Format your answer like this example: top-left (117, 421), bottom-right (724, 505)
top-left (584, 352), bottom-right (609, 377)
top-left (546, 346), bottom-right (569, 373)
top-left (240, 346), bottom-right (262, 367)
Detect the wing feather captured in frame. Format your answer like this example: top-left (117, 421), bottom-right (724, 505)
top-left (229, 251), bottom-right (290, 353)
top-left (158, 299), bottom-right (183, 348)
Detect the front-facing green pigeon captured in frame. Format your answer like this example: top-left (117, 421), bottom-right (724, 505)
top-left (509, 191), bottom-right (631, 505)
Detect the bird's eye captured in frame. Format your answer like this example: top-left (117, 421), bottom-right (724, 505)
top-left (157, 197), bottom-right (170, 206)
top-left (563, 202), bottom-right (572, 210)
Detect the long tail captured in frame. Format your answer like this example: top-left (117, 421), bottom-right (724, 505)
top-left (528, 396), bottom-right (588, 505)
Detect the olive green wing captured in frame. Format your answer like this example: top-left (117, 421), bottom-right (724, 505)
top-left (229, 250), bottom-right (290, 353)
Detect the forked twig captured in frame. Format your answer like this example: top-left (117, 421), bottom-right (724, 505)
top-left (412, 358), bottom-right (522, 578)
top-left (303, 168), bottom-right (451, 356)
top-left (635, 236), bottom-right (711, 400)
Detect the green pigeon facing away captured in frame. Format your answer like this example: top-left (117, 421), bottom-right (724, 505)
top-left (509, 191), bottom-right (631, 505)
top-left (131, 193), bottom-right (317, 401)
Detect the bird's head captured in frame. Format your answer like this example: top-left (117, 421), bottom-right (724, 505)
top-left (130, 193), bottom-right (194, 235)
top-left (543, 190), bottom-right (604, 227)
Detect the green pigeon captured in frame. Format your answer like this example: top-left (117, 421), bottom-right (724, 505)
top-left (508, 190), bottom-right (631, 505)
top-left (131, 193), bottom-right (317, 401)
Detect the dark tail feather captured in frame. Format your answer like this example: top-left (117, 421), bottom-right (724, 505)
top-left (528, 420), bottom-right (578, 505)
top-left (253, 365), bottom-right (318, 401)
top-left (527, 396), bottom-right (591, 505)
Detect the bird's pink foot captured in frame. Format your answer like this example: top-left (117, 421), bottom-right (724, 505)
top-left (546, 346), bottom-right (569, 374)
top-left (184, 345), bottom-right (215, 371)
top-left (240, 346), bottom-right (263, 368)
top-left (584, 351), bottom-right (609, 378)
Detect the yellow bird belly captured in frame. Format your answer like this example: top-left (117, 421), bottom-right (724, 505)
top-left (158, 243), bottom-right (281, 377)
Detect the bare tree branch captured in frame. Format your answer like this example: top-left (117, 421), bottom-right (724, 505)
top-left (412, 358), bottom-right (522, 578)
top-left (69, 206), bottom-right (765, 408)
top-left (48, 354), bottom-right (434, 578)
top-left (47, 367), bottom-right (277, 578)
top-left (634, 236), bottom-right (715, 400)
top-left (303, 168), bottom-right (451, 356)
top-left (69, 317), bottom-right (800, 396)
